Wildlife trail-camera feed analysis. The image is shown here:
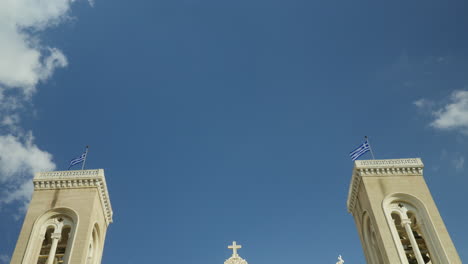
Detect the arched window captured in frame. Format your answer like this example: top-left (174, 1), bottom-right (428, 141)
top-left (23, 208), bottom-right (78, 264)
top-left (86, 224), bottom-right (101, 264)
top-left (362, 212), bottom-right (384, 263)
top-left (56, 225), bottom-right (72, 261)
top-left (383, 194), bottom-right (448, 264)
top-left (407, 212), bottom-right (431, 263)
top-left (37, 227), bottom-right (54, 264)
top-left (36, 216), bottom-right (73, 264)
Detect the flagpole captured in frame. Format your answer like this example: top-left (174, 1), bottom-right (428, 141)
top-left (365, 136), bottom-right (376, 160)
top-left (81, 146), bottom-right (89, 170)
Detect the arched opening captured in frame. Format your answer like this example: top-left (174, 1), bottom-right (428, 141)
top-left (86, 224), bottom-right (101, 264)
top-left (383, 193), bottom-right (448, 264)
top-left (23, 208), bottom-right (78, 264)
top-left (362, 212), bottom-right (384, 263)
top-left (383, 194), bottom-right (438, 264)
top-left (55, 225), bottom-right (72, 263)
top-left (35, 216), bottom-right (73, 264)
top-left (37, 227), bottom-right (54, 264)
top-left (391, 212), bottom-right (419, 263)
top-left (407, 212), bottom-right (432, 263)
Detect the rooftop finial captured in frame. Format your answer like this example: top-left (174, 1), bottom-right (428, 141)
top-left (336, 255), bottom-right (344, 264)
top-left (228, 241), bottom-right (241, 257)
top-left (224, 241), bottom-right (247, 264)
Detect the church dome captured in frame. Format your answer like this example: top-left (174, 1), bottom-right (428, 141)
top-left (224, 255), bottom-right (248, 264)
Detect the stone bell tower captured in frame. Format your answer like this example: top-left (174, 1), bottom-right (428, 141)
top-left (347, 158), bottom-right (461, 264)
top-left (10, 169), bottom-right (113, 264)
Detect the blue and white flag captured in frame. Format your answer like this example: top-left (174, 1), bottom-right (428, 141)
top-left (68, 152), bottom-right (87, 169)
top-left (349, 140), bottom-right (371, 161)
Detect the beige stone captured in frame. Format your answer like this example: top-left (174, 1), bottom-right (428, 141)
top-left (347, 158), bottom-right (461, 264)
top-left (10, 169), bottom-right (113, 264)
top-left (9, 158), bottom-right (463, 264)
top-left (224, 241), bottom-right (248, 264)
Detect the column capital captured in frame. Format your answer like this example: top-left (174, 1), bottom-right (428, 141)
top-left (51, 233), bottom-right (62, 240)
top-left (400, 218), bottom-right (412, 226)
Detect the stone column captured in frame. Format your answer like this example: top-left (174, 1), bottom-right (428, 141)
top-left (46, 233), bottom-right (61, 264)
top-left (401, 218), bottom-right (424, 264)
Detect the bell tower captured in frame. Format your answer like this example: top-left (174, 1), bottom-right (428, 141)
top-left (347, 158), bottom-right (461, 264)
top-left (10, 169), bottom-right (113, 264)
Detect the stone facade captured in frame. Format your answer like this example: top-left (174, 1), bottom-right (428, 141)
top-left (10, 169), bottom-right (113, 264)
top-left (347, 158), bottom-right (461, 264)
top-left (8, 158), bottom-right (462, 264)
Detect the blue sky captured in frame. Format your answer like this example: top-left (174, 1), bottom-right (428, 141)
top-left (1, 0), bottom-right (468, 263)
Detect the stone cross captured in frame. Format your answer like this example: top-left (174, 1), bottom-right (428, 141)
top-left (228, 241), bottom-right (242, 256)
top-left (336, 255), bottom-right (344, 264)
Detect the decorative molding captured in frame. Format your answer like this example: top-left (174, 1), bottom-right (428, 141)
top-left (51, 233), bottom-right (62, 239)
top-left (355, 158), bottom-right (423, 168)
top-left (346, 172), bottom-right (362, 213)
top-left (356, 166), bottom-right (423, 177)
top-left (400, 218), bottom-right (412, 226)
top-left (33, 169), bottom-right (113, 225)
top-left (224, 256), bottom-right (248, 264)
top-left (347, 158), bottom-right (424, 213)
top-left (35, 170), bottom-right (100, 179)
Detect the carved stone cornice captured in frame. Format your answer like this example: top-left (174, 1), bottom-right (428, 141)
top-left (346, 158), bottom-right (424, 214)
top-left (400, 218), bottom-right (412, 226)
top-left (51, 233), bottom-right (62, 240)
top-left (33, 169), bottom-right (113, 225)
top-left (355, 158), bottom-right (423, 170)
top-left (224, 256), bottom-right (248, 264)
top-left (35, 170), bottom-right (101, 179)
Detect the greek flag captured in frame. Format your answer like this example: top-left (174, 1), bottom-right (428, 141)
top-left (349, 140), bottom-right (370, 161)
top-left (68, 152), bottom-right (86, 169)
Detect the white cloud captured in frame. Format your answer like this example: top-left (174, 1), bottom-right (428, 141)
top-left (1, 114), bottom-right (20, 128)
top-left (0, 133), bottom-right (55, 208)
top-left (453, 156), bottom-right (465, 171)
top-left (0, 0), bottom-right (90, 214)
top-left (0, 0), bottom-right (72, 96)
top-left (414, 98), bottom-right (431, 109)
top-left (0, 254), bottom-right (10, 264)
top-left (0, 133), bottom-right (55, 182)
top-left (430, 90), bottom-right (468, 133)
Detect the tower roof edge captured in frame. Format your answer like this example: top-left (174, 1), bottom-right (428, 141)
top-left (347, 158), bottom-right (424, 213)
top-left (33, 169), bottom-right (113, 225)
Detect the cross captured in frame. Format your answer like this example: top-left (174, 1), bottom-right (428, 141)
top-left (228, 241), bottom-right (242, 256)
